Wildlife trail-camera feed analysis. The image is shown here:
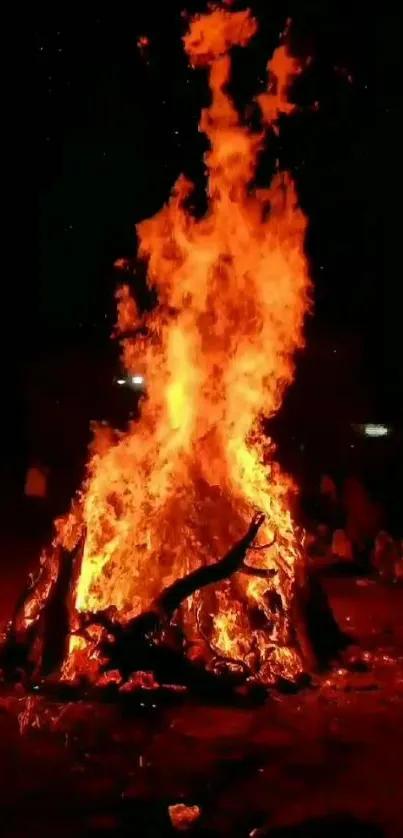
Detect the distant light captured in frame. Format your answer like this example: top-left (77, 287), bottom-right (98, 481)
top-left (363, 424), bottom-right (390, 438)
top-left (116, 375), bottom-right (145, 388)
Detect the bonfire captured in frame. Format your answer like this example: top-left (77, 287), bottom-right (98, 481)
top-left (1, 7), bottom-right (346, 695)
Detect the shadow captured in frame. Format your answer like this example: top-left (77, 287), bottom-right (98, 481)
top-left (263, 813), bottom-right (384, 837)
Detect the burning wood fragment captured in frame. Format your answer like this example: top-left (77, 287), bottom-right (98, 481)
top-left (168, 803), bottom-right (201, 832)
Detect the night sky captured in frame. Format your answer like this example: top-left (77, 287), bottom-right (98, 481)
top-left (5, 3), bottom-right (402, 428)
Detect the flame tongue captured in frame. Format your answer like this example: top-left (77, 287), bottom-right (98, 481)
top-left (63, 7), bottom-right (311, 683)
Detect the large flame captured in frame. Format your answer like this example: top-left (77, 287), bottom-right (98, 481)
top-left (61, 7), bottom-right (311, 683)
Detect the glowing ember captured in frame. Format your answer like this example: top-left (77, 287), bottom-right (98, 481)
top-left (57, 7), bottom-right (312, 684)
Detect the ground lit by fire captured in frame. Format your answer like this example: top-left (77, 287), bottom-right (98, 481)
top-left (2, 578), bottom-right (403, 836)
top-left (43, 7), bottom-right (313, 683)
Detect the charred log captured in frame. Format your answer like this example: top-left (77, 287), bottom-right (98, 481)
top-left (0, 542), bottom-right (82, 682)
top-left (291, 565), bottom-right (350, 672)
top-left (40, 543), bottom-right (83, 676)
top-left (0, 546), bottom-right (59, 680)
top-left (303, 570), bottom-right (350, 668)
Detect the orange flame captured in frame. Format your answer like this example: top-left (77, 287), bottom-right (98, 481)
top-left (61, 7), bottom-right (311, 683)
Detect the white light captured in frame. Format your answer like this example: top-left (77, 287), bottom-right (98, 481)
top-left (117, 379), bottom-right (126, 386)
top-left (363, 424), bottom-right (389, 438)
top-left (131, 375), bottom-right (144, 387)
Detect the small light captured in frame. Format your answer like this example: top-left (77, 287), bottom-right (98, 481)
top-left (363, 424), bottom-right (389, 438)
top-left (131, 375), bottom-right (144, 387)
top-left (117, 378), bottom-right (126, 386)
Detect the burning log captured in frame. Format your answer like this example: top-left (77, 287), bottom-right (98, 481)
top-left (155, 512), bottom-right (268, 616)
top-left (0, 541), bottom-right (82, 682)
top-left (77, 513), bottom-right (347, 686)
top-left (0, 511), bottom-right (347, 692)
top-left (79, 513), bottom-right (268, 684)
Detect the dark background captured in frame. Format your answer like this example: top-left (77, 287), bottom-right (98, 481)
top-left (2, 1), bottom-right (401, 519)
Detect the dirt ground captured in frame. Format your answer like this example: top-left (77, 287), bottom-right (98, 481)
top-left (1, 537), bottom-right (403, 837)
